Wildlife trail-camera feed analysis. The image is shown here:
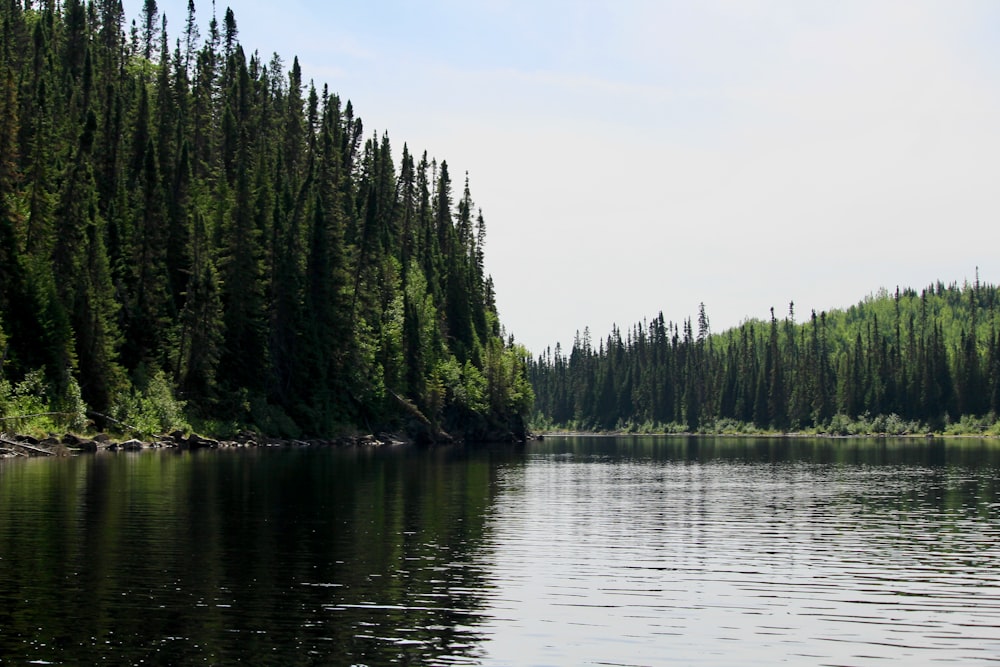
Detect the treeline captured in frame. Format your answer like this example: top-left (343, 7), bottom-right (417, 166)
top-left (0, 1), bottom-right (532, 439)
top-left (530, 280), bottom-right (1000, 434)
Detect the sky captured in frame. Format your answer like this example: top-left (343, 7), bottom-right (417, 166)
top-left (124, 0), bottom-right (1000, 354)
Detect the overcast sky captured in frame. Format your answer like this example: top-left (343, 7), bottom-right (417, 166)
top-left (125, 0), bottom-right (1000, 354)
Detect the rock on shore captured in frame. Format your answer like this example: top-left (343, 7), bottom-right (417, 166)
top-left (0, 430), bottom-right (417, 457)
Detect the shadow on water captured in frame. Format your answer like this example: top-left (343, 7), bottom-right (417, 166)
top-left (0, 445), bottom-right (526, 666)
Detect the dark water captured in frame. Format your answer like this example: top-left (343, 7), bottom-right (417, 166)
top-left (0, 437), bottom-right (999, 665)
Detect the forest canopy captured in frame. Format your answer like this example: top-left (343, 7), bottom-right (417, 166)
top-left (530, 279), bottom-right (1000, 436)
top-left (0, 0), bottom-right (532, 440)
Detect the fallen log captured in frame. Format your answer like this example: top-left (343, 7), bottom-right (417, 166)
top-left (0, 437), bottom-right (55, 456)
top-left (86, 411), bottom-right (140, 434)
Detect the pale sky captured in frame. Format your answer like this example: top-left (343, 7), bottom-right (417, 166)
top-left (126, 0), bottom-right (1000, 354)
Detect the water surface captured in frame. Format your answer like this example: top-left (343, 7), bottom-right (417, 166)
top-left (0, 437), bottom-right (998, 665)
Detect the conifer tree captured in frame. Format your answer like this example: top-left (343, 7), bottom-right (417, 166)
top-left (123, 135), bottom-right (171, 369)
top-left (218, 150), bottom-right (266, 393)
top-left (182, 0), bottom-right (199, 75)
top-left (140, 0), bottom-right (158, 63)
top-left (0, 0), bottom-right (534, 440)
top-left (177, 212), bottom-right (223, 402)
top-left (53, 107), bottom-right (122, 408)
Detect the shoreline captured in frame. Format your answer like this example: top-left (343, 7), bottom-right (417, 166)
top-left (535, 430), bottom-right (1000, 440)
top-left (0, 424), bottom-right (534, 459)
top-left (5, 429), bottom-right (997, 459)
top-left (0, 430), bottom-right (417, 459)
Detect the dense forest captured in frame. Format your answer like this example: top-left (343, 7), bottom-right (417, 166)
top-left (530, 279), bottom-right (1000, 435)
top-left (0, 0), bottom-right (533, 440)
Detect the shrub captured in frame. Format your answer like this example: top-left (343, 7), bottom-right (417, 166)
top-left (0, 368), bottom-right (87, 435)
top-left (111, 369), bottom-right (189, 437)
top-left (945, 414), bottom-right (993, 436)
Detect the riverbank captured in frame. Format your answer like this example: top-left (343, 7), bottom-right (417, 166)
top-left (0, 430), bottom-right (416, 458)
top-left (8, 425), bottom-right (992, 459)
top-left (533, 412), bottom-right (1000, 439)
top-left (536, 429), bottom-right (1000, 440)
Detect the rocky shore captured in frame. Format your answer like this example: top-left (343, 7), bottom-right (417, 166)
top-left (0, 430), bottom-right (415, 458)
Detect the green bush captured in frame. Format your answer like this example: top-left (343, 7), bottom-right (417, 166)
top-left (0, 368), bottom-right (86, 435)
top-left (823, 412), bottom-right (925, 436)
top-left (111, 369), bottom-right (189, 437)
top-left (944, 413), bottom-right (996, 436)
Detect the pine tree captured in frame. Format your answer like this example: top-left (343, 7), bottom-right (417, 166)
top-left (54, 108), bottom-right (122, 408)
top-left (182, 0), bottom-right (199, 75)
top-left (0, 1), bottom-right (536, 439)
top-left (266, 155), bottom-right (306, 409)
top-left (140, 0), bottom-right (158, 63)
top-left (218, 151), bottom-right (266, 393)
top-left (766, 308), bottom-right (787, 429)
top-left (177, 212), bottom-right (223, 402)
top-left (0, 56), bottom-right (35, 381)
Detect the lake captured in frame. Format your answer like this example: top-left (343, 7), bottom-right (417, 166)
top-left (0, 436), bottom-right (998, 665)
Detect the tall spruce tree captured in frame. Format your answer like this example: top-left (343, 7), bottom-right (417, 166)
top-left (0, 0), bottom-right (533, 440)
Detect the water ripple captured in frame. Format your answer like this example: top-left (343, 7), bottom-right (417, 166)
top-left (468, 443), bottom-right (1000, 666)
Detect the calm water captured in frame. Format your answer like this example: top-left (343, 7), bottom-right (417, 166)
top-left (0, 437), bottom-right (999, 665)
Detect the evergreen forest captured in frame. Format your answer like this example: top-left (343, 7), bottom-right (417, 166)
top-left (530, 280), bottom-right (1000, 436)
top-left (0, 0), bottom-right (533, 440)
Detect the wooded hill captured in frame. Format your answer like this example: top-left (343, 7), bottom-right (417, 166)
top-left (530, 279), bottom-right (1000, 435)
top-left (0, 1), bottom-right (533, 440)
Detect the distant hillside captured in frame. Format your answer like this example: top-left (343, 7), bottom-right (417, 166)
top-left (530, 278), bottom-right (1000, 435)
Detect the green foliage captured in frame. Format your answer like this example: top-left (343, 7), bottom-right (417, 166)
top-left (825, 414), bottom-right (861, 436)
top-left (533, 280), bottom-right (1000, 436)
top-left (461, 361), bottom-right (489, 413)
top-left (110, 369), bottom-right (188, 437)
top-left (433, 357), bottom-right (481, 412)
top-left (0, 1), bottom-right (531, 439)
top-left (822, 412), bottom-right (923, 436)
top-left (0, 368), bottom-right (85, 434)
top-left (247, 394), bottom-right (303, 440)
top-left (622, 420), bottom-right (690, 434)
top-left (55, 375), bottom-right (89, 432)
top-left (351, 315), bottom-right (385, 408)
top-left (699, 418), bottom-right (768, 435)
top-left (0, 369), bottom-right (53, 434)
top-left (944, 413), bottom-right (1000, 436)
top-left (485, 341), bottom-right (535, 416)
